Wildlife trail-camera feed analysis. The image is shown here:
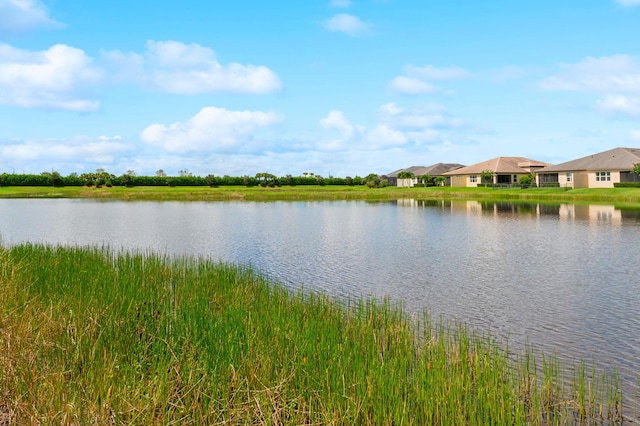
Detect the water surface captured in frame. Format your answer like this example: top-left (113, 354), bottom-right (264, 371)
top-left (1, 198), bottom-right (639, 406)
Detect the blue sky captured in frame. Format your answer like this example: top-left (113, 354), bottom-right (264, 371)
top-left (1, 0), bottom-right (640, 177)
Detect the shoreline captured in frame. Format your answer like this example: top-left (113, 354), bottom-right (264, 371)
top-left (2, 185), bottom-right (640, 205)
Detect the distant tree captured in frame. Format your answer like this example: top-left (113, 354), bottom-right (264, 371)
top-left (179, 169), bottom-right (192, 177)
top-left (518, 175), bottom-right (532, 186)
top-left (420, 174), bottom-right (433, 186)
top-left (205, 174), bottom-right (218, 187)
top-left (255, 172), bottom-right (277, 187)
top-left (633, 163), bottom-right (640, 175)
top-left (42, 171), bottom-right (63, 187)
top-left (120, 173), bottom-right (134, 188)
top-left (397, 171), bottom-right (415, 179)
top-left (80, 172), bottom-right (96, 186)
top-left (434, 176), bottom-right (446, 186)
top-left (480, 169), bottom-right (494, 184)
top-left (156, 169), bottom-right (167, 177)
top-left (365, 173), bottom-right (387, 188)
top-left (125, 170), bottom-right (136, 176)
top-left (284, 174), bottom-right (294, 186)
top-left (345, 176), bottom-right (353, 186)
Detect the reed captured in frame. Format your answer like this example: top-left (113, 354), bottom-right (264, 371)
top-left (2, 184), bottom-right (640, 205)
top-left (0, 244), bottom-right (628, 424)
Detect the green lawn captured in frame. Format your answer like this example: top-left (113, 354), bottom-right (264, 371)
top-left (2, 185), bottom-right (640, 205)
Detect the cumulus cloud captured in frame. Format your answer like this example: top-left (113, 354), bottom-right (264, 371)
top-left (539, 55), bottom-right (640, 94)
top-left (0, 43), bottom-right (102, 111)
top-left (0, 0), bottom-right (62, 34)
top-left (391, 64), bottom-right (470, 94)
top-left (102, 40), bottom-right (282, 94)
top-left (0, 136), bottom-right (129, 171)
top-left (319, 103), bottom-right (466, 151)
top-left (540, 55), bottom-right (640, 118)
top-left (324, 13), bottom-right (371, 36)
top-left (598, 95), bottom-right (640, 117)
top-left (140, 106), bottom-right (282, 154)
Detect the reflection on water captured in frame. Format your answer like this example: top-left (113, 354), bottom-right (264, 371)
top-left (396, 198), bottom-right (640, 223)
top-left (1, 198), bottom-right (640, 418)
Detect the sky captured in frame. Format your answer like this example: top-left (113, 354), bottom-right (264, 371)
top-left (1, 0), bottom-right (640, 178)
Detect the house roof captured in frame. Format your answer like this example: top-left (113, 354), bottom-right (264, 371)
top-left (536, 147), bottom-right (640, 173)
top-left (443, 157), bottom-right (551, 175)
top-left (385, 163), bottom-right (465, 177)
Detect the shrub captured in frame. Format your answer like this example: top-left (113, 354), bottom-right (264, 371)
top-left (614, 182), bottom-right (640, 188)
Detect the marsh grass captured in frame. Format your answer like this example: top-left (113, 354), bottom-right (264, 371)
top-left (0, 244), bottom-right (628, 424)
top-left (1, 185), bottom-right (640, 205)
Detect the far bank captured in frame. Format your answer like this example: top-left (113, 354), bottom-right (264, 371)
top-left (2, 185), bottom-right (640, 205)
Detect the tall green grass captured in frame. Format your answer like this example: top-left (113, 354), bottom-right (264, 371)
top-left (2, 184), bottom-right (640, 205)
top-left (0, 244), bottom-right (628, 424)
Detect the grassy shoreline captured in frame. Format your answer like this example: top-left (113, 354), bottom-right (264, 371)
top-left (0, 244), bottom-right (629, 424)
top-left (1, 184), bottom-right (640, 205)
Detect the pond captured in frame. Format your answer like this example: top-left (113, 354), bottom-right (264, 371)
top-left (1, 198), bottom-right (639, 405)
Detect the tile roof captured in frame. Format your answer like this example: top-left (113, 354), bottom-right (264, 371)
top-left (443, 157), bottom-right (550, 175)
top-left (385, 163), bottom-right (464, 177)
top-left (537, 147), bottom-right (640, 172)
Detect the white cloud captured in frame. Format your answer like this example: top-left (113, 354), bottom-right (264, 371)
top-left (0, 136), bottom-right (129, 170)
top-left (0, 43), bottom-right (102, 111)
top-left (0, 0), bottom-right (62, 33)
top-left (391, 64), bottom-right (469, 94)
top-left (615, 0), bottom-right (640, 6)
top-left (140, 106), bottom-right (282, 154)
top-left (540, 55), bottom-right (640, 118)
top-left (321, 110), bottom-right (355, 140)
top-left (390, 77), bottom-right (438, 95)
top-left (629, 130), bottom-right (640, 141)
top-left (102, 40), bottom-right (283, 95)
top-left (598, 95), bottom-right (640, 117)
top-left (329, 0), bottom-right (352, 7)
top-left (539, 55), bottom-right (640, 94)
top-left (318, 103), bottom-right (466, 152)
top-left (324, 13), bottom-right (371, 36)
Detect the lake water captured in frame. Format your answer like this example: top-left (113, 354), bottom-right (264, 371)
top-left (1, 198), bottom-right (639, 410)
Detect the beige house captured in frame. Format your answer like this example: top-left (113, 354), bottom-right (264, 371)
top-left (442, 157), bottom-right (550, 187)
top-left (536, 147), bottom-right (640, 188)
top-left (384, 163), bottom-right (464, 187)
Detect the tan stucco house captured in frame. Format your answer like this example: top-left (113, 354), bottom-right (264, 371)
top-left (536, 147), bottom-right (640, 189)
top-left (442, 157), bottom-right (551, 187)
top-left (384, 163), bottom-right (465, 187)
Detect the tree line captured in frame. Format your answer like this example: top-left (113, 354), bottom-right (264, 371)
top-left (0, 170), bottom-right (390, 188)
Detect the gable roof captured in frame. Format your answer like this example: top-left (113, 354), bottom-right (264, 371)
top-left (443, 157), bottom-right (551, 175)
top-left (537, 147), bottom-right (640, 173)
top-left (385, 163), bottom-right (465, 177)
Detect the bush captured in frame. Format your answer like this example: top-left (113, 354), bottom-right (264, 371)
top-left (614, 182), bottom-right (640, 188)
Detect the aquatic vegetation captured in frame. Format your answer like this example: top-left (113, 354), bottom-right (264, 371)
top-left (0, 244), bottom-right (629, 424)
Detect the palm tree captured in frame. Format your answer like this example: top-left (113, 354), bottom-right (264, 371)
top-left (397, 171), bottom-right (415, 187)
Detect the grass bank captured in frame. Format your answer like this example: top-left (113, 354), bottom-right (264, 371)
top-left (0, 244), bottom-right (627, 424)
top-left (1, 184), bottom-right (640, 205)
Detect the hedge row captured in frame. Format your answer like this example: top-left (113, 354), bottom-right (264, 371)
top-left (0, 173), bottom-right (360, 188)
top-left (614, 182), bottom-right (640, 188)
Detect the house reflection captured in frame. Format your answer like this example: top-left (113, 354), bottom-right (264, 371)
top-left (394, 199), bottom-right (640, 224)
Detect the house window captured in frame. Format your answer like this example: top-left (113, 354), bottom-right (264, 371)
top-left (566, 173), bottom-right (572, 182)
top-left (513, 175), bottom-right (517, 183)
top-left (595, 171), bottom-right (611, 182)
top-left (470, 175), bottom-right (477, 183)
